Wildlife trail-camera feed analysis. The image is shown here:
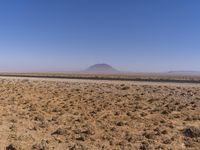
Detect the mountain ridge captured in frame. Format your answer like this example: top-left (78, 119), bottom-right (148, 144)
top-left (168, 71), bottom-right (200, 75)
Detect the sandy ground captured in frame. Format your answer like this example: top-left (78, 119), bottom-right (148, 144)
top-left (0, 77), bottom-right (199, 150)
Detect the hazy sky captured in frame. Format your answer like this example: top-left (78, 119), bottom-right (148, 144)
top-left (0, 0), bottom-right (200, 72)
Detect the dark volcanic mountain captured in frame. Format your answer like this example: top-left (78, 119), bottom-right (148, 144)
top-left (85, 64), bottom-right (119, 73)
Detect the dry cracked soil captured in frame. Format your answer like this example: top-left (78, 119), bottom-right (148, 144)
top-left (0, 78), bottom-right (199, 150)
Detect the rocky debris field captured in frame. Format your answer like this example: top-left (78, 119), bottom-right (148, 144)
top-left (0, 78), bottom-right (199, 150)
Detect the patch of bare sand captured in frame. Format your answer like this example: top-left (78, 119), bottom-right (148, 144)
top-left (0, 77), bottom-right (199, 149)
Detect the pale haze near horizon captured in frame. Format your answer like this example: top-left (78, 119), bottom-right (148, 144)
top-left (0, 0), bottom-right (200, 73)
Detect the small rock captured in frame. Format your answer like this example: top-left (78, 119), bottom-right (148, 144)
top-left (51, 128), bottom-right (67, 135)
top-left (139, 143), bottom-right (149, 150)
top-left (115, 121), bottom-right (124, 126)
top-left (75, 134), bottom-right (86, 141)
top-left (32, 140), bottom-right (47, 150)
top-left (162, 137), bottom-right (172, 144)
top-left (120, 85), bottom-right (130, 90)
top-left (183, 126), bottom-right (200, 138)
top-left (6, 144), bottom-right (16, 150)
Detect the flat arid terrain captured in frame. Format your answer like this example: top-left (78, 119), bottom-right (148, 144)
top-left (0, 76), bottom-right (200, 150)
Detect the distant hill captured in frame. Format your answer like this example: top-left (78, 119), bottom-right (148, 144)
top-left (168, 71), bottom-right (200, 76)
top-left (85, 64), bottom-right (119, 73)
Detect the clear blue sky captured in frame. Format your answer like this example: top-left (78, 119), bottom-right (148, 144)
top-left (0, 0), bottom-right (200, 72)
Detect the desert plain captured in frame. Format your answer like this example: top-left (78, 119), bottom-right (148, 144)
top-left (0, 75), bottom-right (199, 150)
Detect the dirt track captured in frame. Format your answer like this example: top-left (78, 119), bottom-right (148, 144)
top-left (0, 77), bottom-right (199, 149)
